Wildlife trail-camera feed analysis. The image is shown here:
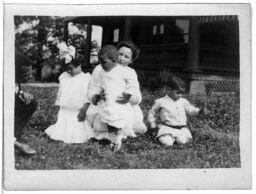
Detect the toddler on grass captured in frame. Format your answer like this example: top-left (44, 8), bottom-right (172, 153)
top-left (148, 76), bottom-right (208, 146)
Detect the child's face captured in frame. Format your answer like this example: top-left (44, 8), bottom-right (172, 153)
top-left (118, 46), bottom-right (133, 67)
top-left (168, 89), bottom-right (183, 101)
top-left (100, 57), bottom-right (116, 72)
top-left (66, 63), bottom-right (81, 76)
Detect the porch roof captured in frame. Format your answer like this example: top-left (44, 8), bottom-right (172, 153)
top-left (198, 15), bottom-right (238, 24)
top-left (64, 15), bottom-right (238, 25)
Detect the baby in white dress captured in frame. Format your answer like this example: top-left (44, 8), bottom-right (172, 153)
top-left (88, 45), bottom-right (137, 150)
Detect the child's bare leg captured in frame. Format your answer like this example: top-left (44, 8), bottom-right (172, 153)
top-left (109, 133), bottom-right (122, 151)
top-left (158, 135), bottom-right (175, 147)
top-left (107, 125), bottom-right (122, 151)
top-left (107, 124), bottom-right (121, 134)
top-left (176, 136), bottom-right (190, 145)
top-left (176, 128), bottom-right (192, 145)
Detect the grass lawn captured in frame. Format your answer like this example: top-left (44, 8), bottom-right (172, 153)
top-left (15, 85), bottom-right (240, 169)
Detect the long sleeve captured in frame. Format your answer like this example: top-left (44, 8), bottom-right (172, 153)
top-left (88, 65), bottom-right (103, 102)
top-left (55, 72), bottom-right (66, 106)
top-left (124, 68), bottom-right (142, 104)
top-left (83, 73), bottom-right (91, 104)
top-left (148, 99), bottom-right (161, 128)
top-left (183, 99), bottom-right (200, 116)
top-left (129, 88), bottom-right (142, 105)
top-left (55, 86), bottom-right (61, 105)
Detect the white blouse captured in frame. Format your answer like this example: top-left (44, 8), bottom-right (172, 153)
top-left (148, 95), bottom-right (200, 128)
top-left (88, 64), bottom-right (141, 105)
top-left (56, 72), bottom-right (91, 109)
top-left (123, 66), bottom-right (142, 105)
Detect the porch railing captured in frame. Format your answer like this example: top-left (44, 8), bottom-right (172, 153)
top-left (84, 43), bottom-right (239, 75)
top-left (136, 44), bottom-right (188, 70)
top-left (136, 43), bottom-right (239, 74)
top-left (199, 44), bottom-right (239, 73)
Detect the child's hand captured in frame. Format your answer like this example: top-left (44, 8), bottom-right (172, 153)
top-left (77, 108), bottom-right (87, 121)
top-left (92, 92), bottom-right (106, 105)
top-left (200, 106), bottom-right (210, 115)
top-left (92, 94), bottom-right (100, 105)
top-left (21, 92), bottom-right (34, 104)
top-left (116, 93), bottom-right (131, 104)
top-left (98, 91), bottom-right (106, 101)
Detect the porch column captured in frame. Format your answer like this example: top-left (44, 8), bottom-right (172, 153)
top-left (124, 17), bottom-right (131, 40)
top-left (85, 17), bottom-right (92, 68)
top-left (64, 22), bottom-right (69, 43)
top-left (139, 22), bottom-right (147, 45)
top-left (102, 25), bottom-right (111, 45)
top-left (187, 17), bottom-right (200, 72)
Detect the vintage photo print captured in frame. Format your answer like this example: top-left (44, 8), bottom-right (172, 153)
top-left (3, 2), bottom-right (251, 190)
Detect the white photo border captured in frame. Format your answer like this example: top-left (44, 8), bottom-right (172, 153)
top-left (3, 3), bottom-right (252, 190)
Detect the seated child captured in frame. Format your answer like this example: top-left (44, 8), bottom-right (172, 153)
top-left (148, 76), bottom-right (207, 146)
top-left (45, 46), bottom-right (94, 144)
top-left (88, 45), bottom-right (137, 150)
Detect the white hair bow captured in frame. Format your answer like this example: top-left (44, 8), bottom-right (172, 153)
top-left (57, 42), bottom-right (76, 64)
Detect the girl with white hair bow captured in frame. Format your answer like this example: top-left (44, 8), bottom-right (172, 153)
top-left (57, 42), bottom-right (76, 64)
top-left (45, 42), bottom-right (94, 143)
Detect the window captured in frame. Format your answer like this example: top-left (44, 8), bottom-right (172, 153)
top-left (152, 25), bottom-right (157, 35)
top-left (160, 24), bottom-right (164, 34)
top-left (176, 19), bottom-right (189, 43)
top-left (92, 25), bottom-right (102, 47)
top-left (153, 24), bottom-right (164, 35)
top-left (113, 29), bottom-right (119, 43)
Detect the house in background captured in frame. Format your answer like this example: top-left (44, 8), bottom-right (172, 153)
top-left (64, 16), bottom-right (239, 93)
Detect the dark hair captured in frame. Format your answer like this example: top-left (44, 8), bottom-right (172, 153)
top-left (64, 52), bottom-right (85, 67)
top-left (165, 76), bottom-right (186, 92)
top-left (73, 53), bottom-right (85, 67)
top-left (117, 41), bottom-right (140, 61)
top-left (98, 45), bottom-right (119, 63)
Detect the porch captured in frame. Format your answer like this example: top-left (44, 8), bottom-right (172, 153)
top-left (64, 15), bottom-right (239, 76)
top-left (137, 43), bottom-right (239, 75)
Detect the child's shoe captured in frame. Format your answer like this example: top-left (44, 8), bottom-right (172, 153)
top-left (110, 143), bottom-right (121, 152)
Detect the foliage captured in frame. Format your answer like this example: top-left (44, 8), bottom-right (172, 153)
top-left (137, 69), bottom-right (179, 90)
top-left (15, 85), bottom-right (240, 169)
top-left (15, 16), bottom-right (65, 81)
top-left (159, 68), bottom-right (173, 83)
top-left (15, 16), bottom-right (101, 82)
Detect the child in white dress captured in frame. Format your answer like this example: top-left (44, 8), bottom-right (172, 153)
top-left (116, 41), bottom-right (147, 134)
top-left (148, 76), bottom-right (208, 146)
top-left (45, 46), bottom-right (93, 143)
top-left (87, 45), bottom-right (137, 150)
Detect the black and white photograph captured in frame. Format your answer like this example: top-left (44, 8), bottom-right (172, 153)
top-left (3, 2), bottom-right (252, 190)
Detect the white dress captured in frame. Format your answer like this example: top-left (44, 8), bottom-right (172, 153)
top-left (45, 72), bottom-right (94, 143)
top-left (123, 66), bottom-right (147, 134)
top-left (87, 65), bottom-right (137, 141)
top-left (87, 65), bottom-right (146, 138)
